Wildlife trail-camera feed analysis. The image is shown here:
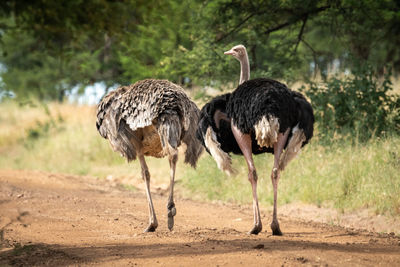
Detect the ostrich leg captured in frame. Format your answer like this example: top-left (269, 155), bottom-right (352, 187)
top-left (231, 122), bottom-right (262, 235)
top-left (270, 129), bottom-right (290, 236)
top-left (138, 153), bottom-right (158, 232)
top-left (167, 154), bottom-right (178, 230)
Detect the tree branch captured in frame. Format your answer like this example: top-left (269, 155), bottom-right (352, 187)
top-left (301, 39), bottom-right (318, 57)
top-left (293, 15), bottom-right (308, 53)
top-left (264, 5), bottom-right (330, 35)
top-left (215, 5), bottom-right (330, 44)
top-left (216, 13), bottom-right (256, 43)
top-left (264, 21), bottom-right (291, 35)
top-left (301, 39), bottom-right (319, 77)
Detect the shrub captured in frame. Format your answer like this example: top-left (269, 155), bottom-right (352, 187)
top-left (302, 65), bottom-right (400, 141)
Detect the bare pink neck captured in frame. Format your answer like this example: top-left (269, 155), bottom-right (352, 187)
top-left (239, 52), bottom-right (250, 85)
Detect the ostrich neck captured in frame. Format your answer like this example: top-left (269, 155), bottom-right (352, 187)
top-left (239, 54), bottom-right (250, 85)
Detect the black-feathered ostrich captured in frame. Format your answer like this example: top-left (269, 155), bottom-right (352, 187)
top-left (197, 45), bottom-right (314, 235)
top-left (97, 79), bottom-right (203, 232)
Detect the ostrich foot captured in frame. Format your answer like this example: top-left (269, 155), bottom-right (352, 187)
top-left (248, 223), bottom-right (262, 235)
top-left (167, 203), bottom-right (176, 231)
top-left (143, 223), bottom-right (158, 233)
top-left (270, 221), bottom-right (282, 236)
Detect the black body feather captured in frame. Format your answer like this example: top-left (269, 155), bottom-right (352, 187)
top-left (227, 78), bottom-right (297, 134)
top-left (196, 93), bottom-right (272, 155)
top-left (196, 78), bottom-right (314, 156)
top-left (290, 90), bottom-right (314, 145)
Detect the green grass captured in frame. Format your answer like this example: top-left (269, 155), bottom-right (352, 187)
top-left (182, 137), bottom-right (400, 216)
top-left (0, 100), bottom-right (399, 216)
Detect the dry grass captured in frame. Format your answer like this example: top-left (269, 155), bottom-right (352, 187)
top-left (0, 100), bottom-right (399, 217)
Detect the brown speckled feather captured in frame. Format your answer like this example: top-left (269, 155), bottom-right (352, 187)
top-left (96, 79), bottom-right (203, 167)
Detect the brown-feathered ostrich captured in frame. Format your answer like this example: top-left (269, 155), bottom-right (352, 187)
top-left (196, 45), bottom-right (314, 235)
top-left (97, 79), bottom-right (203, 232)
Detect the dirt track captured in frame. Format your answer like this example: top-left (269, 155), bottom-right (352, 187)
top-left (1, 170), bottom-right (400, 266)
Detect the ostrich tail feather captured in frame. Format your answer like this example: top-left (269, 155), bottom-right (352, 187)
top-left (204, 127), bottom-right (237, 176)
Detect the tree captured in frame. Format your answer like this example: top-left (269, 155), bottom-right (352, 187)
top-left (1, 0), bottom-right (400, 100)
top-left (185, 0), bottom-right (400, 81)
top-left (0, 0), bottom-right (138, 100)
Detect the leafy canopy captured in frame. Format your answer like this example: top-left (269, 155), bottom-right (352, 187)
top-left (0, 0), bottom-right (400, 100)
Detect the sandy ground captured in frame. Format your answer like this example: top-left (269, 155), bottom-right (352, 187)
top-left (1, 169), bottom-right (400, 266)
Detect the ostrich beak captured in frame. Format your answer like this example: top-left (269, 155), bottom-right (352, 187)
top-left (224, 49), bottom-right (235, 56)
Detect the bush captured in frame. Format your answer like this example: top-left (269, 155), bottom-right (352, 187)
top-left (302, 65), bottom-right (400, 141)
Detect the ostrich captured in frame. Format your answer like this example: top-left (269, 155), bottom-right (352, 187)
top-left (196, 45), bottom-right (314, 235)
top-left (97, 79), bottom-right (203, 232)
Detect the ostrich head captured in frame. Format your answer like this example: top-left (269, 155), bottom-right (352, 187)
top-left (224, 45), bottom-right (247, 61)
top-left (224, 44), bottom-right (250, 85)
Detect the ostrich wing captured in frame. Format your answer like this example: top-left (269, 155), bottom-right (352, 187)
top-left (96, 79), bottom-right (202, 163)
top-left (97, 79), bottom-right (193, 137)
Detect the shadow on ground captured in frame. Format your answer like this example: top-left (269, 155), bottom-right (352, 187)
top-left (1, 236), bottom-right (399, 266)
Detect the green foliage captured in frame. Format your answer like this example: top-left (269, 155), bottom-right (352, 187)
top-left (0, 27), bottom-right (121, 100)
top-left (0, 0), bottom-right (136, 49)
top-left (303, 65), bottom-right (400, 141)
top-left (117, 1), bottom-right (197, 84)
top-left (205, 0), bottom-right (400, 79)
top-left (1, 0), bottom-right (400, 98)
top-left (0, 1), bottom-right (138, 100)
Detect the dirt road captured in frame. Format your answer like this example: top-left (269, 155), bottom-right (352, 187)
top-left (1, 170), bottom-right (399, 266)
